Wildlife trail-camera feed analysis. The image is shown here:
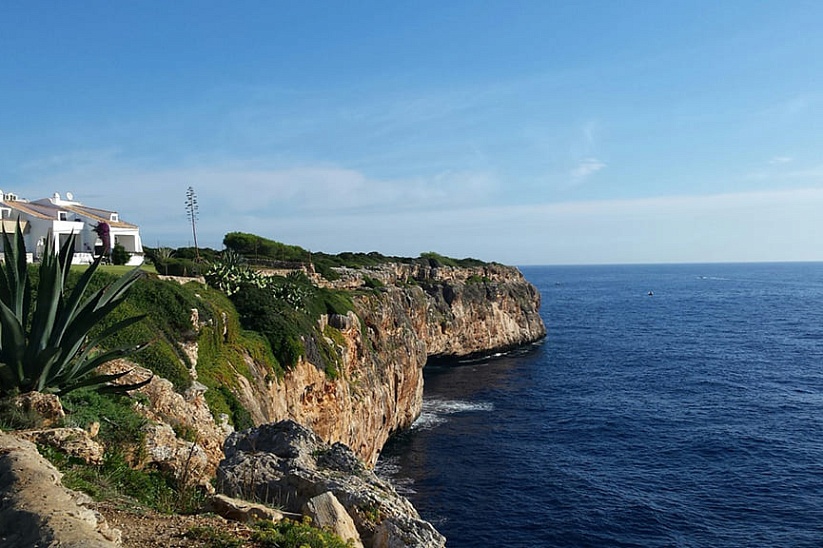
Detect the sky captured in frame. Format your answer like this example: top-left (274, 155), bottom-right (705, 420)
top-left (1, 1), bottom-right (822, 265)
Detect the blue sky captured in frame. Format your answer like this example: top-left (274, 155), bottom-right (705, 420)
top-left (1, 1), bottom-right (822, 265)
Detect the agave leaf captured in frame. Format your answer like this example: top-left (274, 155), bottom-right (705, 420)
top-left (50, 254), bottom-right (104, 346)
top-left (96, 267), bottom-right (144, 312)
top-left (27, 247), bottom-right (63, 360)
top-left (0, 221), bottom-right (30, 321)
top-left (56, 342), bottom-right (150, 388)
top-left (31, 347), bottom-right (63, 393)
top-left (62, 317), bottom-right (149, 381)
top-left (96, 373), bottom-right (154, 394)
top-left (72, 314), bottom-right (148, 365)
top-left (0, 300), bottom-right (26, 386)
top-left (0, 223), bottom-right (147, 397)
top-left (61, 369), bottom-right (153, 396)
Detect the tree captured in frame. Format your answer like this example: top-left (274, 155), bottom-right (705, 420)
top-left (0, 223), bottom-right (150, 396)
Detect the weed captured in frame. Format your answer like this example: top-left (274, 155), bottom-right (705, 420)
top-left (186, 526), bottom-right (245, 547)
top-left (252, 517), bottom-right (354, 548)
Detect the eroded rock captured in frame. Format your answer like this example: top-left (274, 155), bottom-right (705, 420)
top-left (0, 431), bottom-right (118, 547)
top-left (217, 420), bottom-right (445, 548)
top-left (204, 493), bottom-right (284, 523)
top-left (18, 427), bottom-right (104, 465)
top-left (303, 491), bottom-right (364, 548)
top-left (12, 392), bottom-right (65, 427)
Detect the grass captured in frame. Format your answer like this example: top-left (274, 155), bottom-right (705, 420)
top-left (187, 518), bottom-right (354, 548)
top-left (70, 263), bottom-right (158, 275)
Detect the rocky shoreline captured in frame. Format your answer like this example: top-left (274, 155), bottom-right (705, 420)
top-left (0, 262), bottom-right (545, 547)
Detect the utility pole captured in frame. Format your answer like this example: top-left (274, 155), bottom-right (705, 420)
top-left (185, 186), bottom-right (200, 261)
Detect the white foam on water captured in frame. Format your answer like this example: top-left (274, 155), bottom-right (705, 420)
top-left (411, 398), bottom-right (494, 431)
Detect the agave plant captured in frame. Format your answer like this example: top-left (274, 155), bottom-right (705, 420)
top-left (205, 249), bottom-right (266, 296)
top-left (0, 223), bottom-right (150, 396)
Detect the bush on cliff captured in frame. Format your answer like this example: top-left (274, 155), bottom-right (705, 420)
top-left (229, 273), bottom-right (352, 377)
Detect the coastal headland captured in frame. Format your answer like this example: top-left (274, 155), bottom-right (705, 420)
top-left (0, 234), bottom-right (545, 547)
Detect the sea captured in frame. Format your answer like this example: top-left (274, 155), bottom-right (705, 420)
top-left (377, 263), bottom-right (823, 547)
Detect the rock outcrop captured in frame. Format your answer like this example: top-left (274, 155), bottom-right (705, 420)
top-left (231, 263), bottom-right (545, 467)
top-left (0, 431), bottom-right (120, 547)
top-left (217, 420), bottom-right (445, 548)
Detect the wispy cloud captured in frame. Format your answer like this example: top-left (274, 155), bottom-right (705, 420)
top-left (768, 156), bottom-right (793, 165)
top-left (570, 157), bottom-right (607, 179)
top-left (10, 154), bottom-right (499, 248)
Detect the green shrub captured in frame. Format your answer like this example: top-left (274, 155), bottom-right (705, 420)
top-left (60, 389), bottom-right (147, 449)
top-left (111, 243), bottom-right (130, 265)
top-left (152, 257), bottom-right (207, 277)
top-left (252, 517), bottom-right (353, 548)
top-left (362, 275), bottom-right (384, 289)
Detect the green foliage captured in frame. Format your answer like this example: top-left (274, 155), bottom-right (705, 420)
top-left (0, 396), bottom-right (42, 430)
top-left (55, 450), bottom-right (190, 513)
top-left (418, 251), bottom-right (486, 268)
top-left (186, 526), bottom-right (245, 548)
top-left (362, 275), bottom-right (384, 289)
top-left (193, 287), bottom-right (277, 428)
top-left (60, 388), bottom-right (147, 448)
top-left (204, 249), bottom-right (265, 296)
top-left (171, 247), bottom-right (220, 262)
top-left (232, 286), bottom-right (306, 368)
top-left (0, 225), bottom-right (150, 396)
top-left (229, 275), bottom-right (353, 379)
top-left (222, 231), bottom-right (488, 281)
top-left (223, 232), bottom-right (310, 264)
top-left (252, 517), bottom-right (354, 548)
top-left (90, 275), bottom-right (195, 391)
top-left (111, 243), bottom-right (130, 266)
top-left (151, 257), bottom-right (207, 277)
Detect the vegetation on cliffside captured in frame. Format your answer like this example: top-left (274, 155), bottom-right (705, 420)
top-left (221, 231), bottom-right (488, 279)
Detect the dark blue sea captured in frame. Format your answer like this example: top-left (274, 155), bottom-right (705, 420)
top-left (377, 263), bottom-right (823, 547)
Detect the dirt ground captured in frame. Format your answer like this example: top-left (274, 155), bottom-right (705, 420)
top-left (94, 502), bottom-right (256, 547)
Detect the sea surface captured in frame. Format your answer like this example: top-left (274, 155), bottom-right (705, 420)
top-left (377, 263), bottom-right (823, 547)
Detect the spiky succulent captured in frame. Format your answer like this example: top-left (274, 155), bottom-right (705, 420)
top-left (0, 222), bottom-right (150, 396)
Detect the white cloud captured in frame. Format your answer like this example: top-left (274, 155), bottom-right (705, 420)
top-left (12, 149), bottom-right (823, 265)
top-left (768, 156), bottom-right (793, 165)
top-left (570, 157), bottom-right (607, 179)
top-left (215, 187), bottom-right (823, 265)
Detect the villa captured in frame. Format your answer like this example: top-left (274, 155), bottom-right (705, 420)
top-left (0, 191), bottom-right (144, 265)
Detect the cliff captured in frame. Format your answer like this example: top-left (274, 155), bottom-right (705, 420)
top-left (117, 262), bottom-right (544, 477)
top-left (2, 261), bottom-right (544, 547)
top-left (228, 262), bottom-right (545, 466)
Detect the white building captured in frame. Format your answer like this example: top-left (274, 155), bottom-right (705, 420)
top-left (0, 191), bottom-right (144, 265)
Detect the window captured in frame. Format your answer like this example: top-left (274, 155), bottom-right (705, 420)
top-left (0, 208), bottom-right (10, 219)
top-left (110, 213), bottom-right (119, 222)
top-left (58, 211), bottom-right (68, 221)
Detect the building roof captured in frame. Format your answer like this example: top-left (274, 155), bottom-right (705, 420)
top-left (0, 194), bottom-right (138, 229)
top-left (62, 204), bottom-right (138, 229)
top-left (2, 200), bottom-right (55, 220)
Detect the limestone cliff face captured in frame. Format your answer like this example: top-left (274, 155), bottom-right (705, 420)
top-left (232, 263), bottom-right (545, 466)
top-left (124, 264), bottom-right (543, 472)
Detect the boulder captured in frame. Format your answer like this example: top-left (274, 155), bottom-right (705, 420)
top-left (0, 431), bottom-right (119, 547)
top-left (217, 420), bottom-right (444, 548)
top-left (204, 493), bottom-right (284, 523)
top-left (12, 392), bottom-right (65, 427)
top-left (19, 427), bottom-right (104, 465)
top-left (303, 491), bottom-right (364, 548)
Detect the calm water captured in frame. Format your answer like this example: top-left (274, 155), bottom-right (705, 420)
top-left (378, 263), bottom-right (823, 547)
